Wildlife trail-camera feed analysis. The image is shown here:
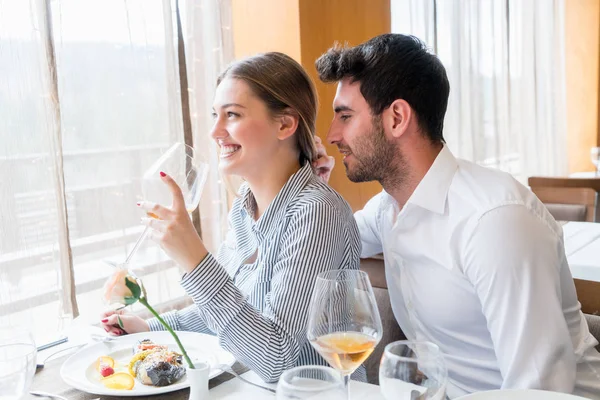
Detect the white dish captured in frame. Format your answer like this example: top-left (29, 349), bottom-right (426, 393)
top-left (60, 331), bottom-right (235, 396)
top-left (456, 389), bottom-right (588, 400)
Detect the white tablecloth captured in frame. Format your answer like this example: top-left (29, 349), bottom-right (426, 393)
top-left (564, 221), bottom-right (600, 282)
top-left (569, 171), bottom-right (599, 178)
top-left (210, 370), bottom-right (385, 399)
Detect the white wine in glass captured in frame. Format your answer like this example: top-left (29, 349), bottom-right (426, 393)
top-left (307, 269), bottom-right (383, 396)
top-left (311, 331), bottom-right (378, 375)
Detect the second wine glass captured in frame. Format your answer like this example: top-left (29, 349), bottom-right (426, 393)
top-left (276, 366), bottom-right (346, 400)
top-left (307, 269), bottom-right (383, 397)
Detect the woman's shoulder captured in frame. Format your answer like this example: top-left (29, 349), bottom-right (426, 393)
top-left (288, 174), bottom-right (354, 218)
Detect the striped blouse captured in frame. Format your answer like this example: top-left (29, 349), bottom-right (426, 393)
top-left (147, 163), bottom-right (362, 382)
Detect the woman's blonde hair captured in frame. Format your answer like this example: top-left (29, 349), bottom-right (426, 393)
top-left (217, 52), bottom-right (318, 166)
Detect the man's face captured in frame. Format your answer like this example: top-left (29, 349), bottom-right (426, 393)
top-left (327, 78), bottom-right (396, 183)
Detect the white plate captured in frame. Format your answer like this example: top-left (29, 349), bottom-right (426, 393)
top-left (457, 389), bottom-right (588, 400)
top-left (60, 331), bottom-right (235, 396)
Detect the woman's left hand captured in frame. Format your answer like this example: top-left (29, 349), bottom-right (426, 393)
top-left (138, 172), bottom-right (208, 273)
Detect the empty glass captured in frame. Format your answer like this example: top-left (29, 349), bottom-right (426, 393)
top-left (379, 341), bottom-right (447, 400)
top-left (0, 329), bottom-right (37, 400)
top-left (276, 366), bottom-right (347, 400)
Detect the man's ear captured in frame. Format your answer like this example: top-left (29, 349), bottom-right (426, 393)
top-left (277, 109), bottom-right (299, 140)
top-left (386, 99), bottom-right (413, 139)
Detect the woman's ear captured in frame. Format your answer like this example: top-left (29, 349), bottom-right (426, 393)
top-left (277, 109), bottom-right (299, 140)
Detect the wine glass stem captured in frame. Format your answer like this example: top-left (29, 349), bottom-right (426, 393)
top-left (343, 374), bottom-right (350, 399)
top-left (125, 226), bottom-right (150, 264)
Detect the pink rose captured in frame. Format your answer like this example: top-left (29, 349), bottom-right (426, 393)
top-left (103, 268), bottom-right (137, 305)
top-left (100, 264), bottom-right (192, 369)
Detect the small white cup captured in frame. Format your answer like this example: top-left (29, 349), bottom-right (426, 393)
top-left (187, 361), bottom-right (209, 400)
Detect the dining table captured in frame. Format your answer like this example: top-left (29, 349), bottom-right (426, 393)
top-left (26, 342), bottom-right (385, 400)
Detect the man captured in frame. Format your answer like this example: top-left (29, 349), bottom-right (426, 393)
top-left (313, 33), bottom-right (600, 398)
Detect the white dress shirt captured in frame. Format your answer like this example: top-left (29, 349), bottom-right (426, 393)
top-left (357, 146), bottom-right (600, 398)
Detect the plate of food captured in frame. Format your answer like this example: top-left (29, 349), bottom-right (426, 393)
top-left (60, 331), bottom-right (236, 396)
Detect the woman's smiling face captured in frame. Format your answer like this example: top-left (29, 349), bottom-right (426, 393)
top-left (210, 77), bottom-right (282, 179)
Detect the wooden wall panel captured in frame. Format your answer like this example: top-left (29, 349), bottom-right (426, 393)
top-left (231, 0), bottom-right (301, 62)
top-left (565, 0), bottom-right (600, 174)
top-left (298, 0), bottom-right (391, 211)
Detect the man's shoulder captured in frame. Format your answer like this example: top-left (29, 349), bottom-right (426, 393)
top-left (450, 158), bottom-right (538, 214)
top-left (449, 158), bottom-right (560, 236)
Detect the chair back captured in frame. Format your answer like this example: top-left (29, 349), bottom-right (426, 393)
top-left (528, 176), bottom-right (600, 190)
top-left (528, 177), bottom-right (600, 222)
top-left (530, 186), bottom-right (596, 222)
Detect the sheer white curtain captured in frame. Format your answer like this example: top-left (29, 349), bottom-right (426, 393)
top-left (180, 0), bottom-right (233, 253)
top-left (392, 0), bottom-right (568, 181)
top-left (0, 0), bottom-right (232, 346)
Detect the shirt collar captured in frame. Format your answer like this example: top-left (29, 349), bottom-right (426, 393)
top-left (406, 145), bottom-right (458, 215)
top-left (380, 145), bottom-right (458, 215)
top-left (240, 163), bottom-right (314, 237)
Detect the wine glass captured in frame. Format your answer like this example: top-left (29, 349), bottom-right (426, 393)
top-left (276, 366), bottom-right (346, 400)
top-left (591, 147), bottom-right (600, 176)
top-left (307, 269), bottom-right (383, 397)
top-left (124, 142), bottom-right (209, 264)
top-left (0, 329), bottom-right (37, 400)
top-left (379, 341), bottom-right (447, 400)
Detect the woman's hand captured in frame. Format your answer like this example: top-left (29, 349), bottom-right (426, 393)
top-left (138, 172), bottom-right (208, 273)
top-left (312, 136), bottom-right (334, 184)
top-left (100, 309), bottom-right (149, 336)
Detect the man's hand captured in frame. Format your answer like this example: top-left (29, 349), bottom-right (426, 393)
top-left (313, 136), bottom-right (335, 184)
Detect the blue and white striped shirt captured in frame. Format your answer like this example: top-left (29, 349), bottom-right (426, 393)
top-left (148, 163), bottom-right (361, 382)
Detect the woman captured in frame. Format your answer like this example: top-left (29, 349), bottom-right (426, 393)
top-left (101, 52), bottom-right (361, 382)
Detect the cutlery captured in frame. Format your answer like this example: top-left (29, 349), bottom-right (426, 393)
top-left (36, 337), bottom-right (68, 352)
top-left (36, 344), bottom-right (86, 370)
top-left (36, 335), bottom-right (114, 369)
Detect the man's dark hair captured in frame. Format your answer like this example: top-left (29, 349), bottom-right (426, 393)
top-left (316, 33), bottom-right (450, 143)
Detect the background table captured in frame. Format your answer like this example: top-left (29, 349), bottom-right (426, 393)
top-left (564, 221), bottom-right (600, 282)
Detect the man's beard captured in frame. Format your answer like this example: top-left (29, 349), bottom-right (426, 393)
top-left (343, 117), bottom-right (400, 185)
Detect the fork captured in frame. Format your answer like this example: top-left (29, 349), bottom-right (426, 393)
top-left (212, 364), bottom-right (276, 393)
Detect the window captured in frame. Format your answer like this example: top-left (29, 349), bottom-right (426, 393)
top-left (391, 0), bottom-right (568, 181)
top-left (0, 0), bottom-right (232, 346)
